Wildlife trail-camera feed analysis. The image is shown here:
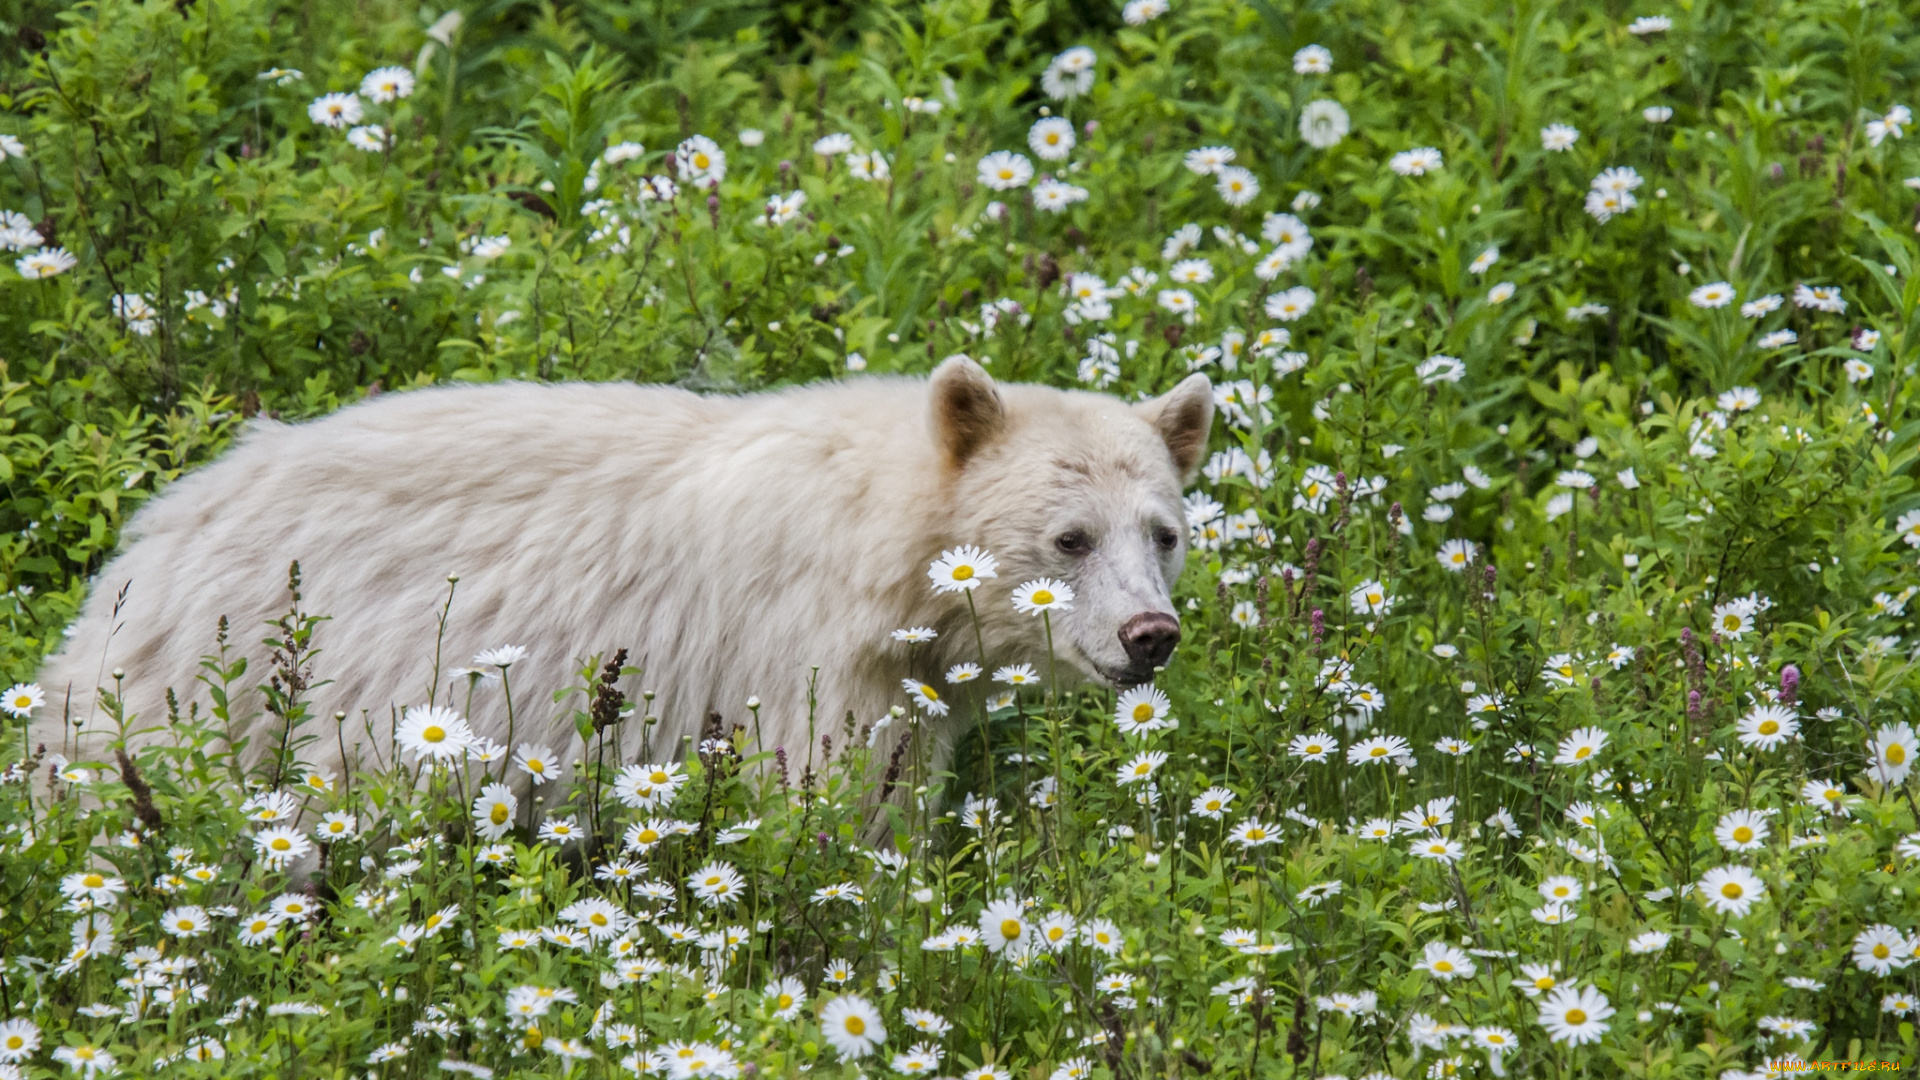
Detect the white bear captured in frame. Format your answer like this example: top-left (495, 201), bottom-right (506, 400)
top-left (32, 358), bottom-right (1212, 785)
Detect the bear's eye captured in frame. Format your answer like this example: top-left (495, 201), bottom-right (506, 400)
top-left (1153, 525), bottom-right (1180, 551)
top-left (1055, 530), bottom-right (1091, 555)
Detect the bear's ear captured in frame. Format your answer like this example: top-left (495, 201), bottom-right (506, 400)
top-left (929, 354), bottom-right (1005, 467)
top-left (1136, 373), bottom-right (1215, 481)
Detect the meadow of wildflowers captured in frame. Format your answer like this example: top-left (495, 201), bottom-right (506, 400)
top-left (3, 0), bottom-right (1920, 1076)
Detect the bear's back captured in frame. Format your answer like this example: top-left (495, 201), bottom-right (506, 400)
top-left (33, 377), bottom-right (948, 767)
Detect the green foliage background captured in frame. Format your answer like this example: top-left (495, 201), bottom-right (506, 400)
top-left (2, 0), bottom-right (1920, 1074)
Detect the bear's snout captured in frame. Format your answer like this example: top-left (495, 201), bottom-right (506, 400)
top-left (1118, 611), bottom-right (1181, 674)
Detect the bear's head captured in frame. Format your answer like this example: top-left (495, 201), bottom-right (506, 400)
top-left (929, 355), bottom-right (1213, 687)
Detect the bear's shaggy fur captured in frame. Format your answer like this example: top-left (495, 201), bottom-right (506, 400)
top-left (34, 359), bottom-right (1212, 782)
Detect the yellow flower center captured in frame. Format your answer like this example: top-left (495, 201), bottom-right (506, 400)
top-left (491, 805), bottom-right (509, 825)
top-left (1875, 944), bottom-right (1891, 959)
top-left (693, 153), bottom-right (710, 169)
top-left (272, 838), bottom-right (291, 852)
top-left (1721, 883), bottom-right (1744, 899)
top-left (83, 874), bottom-right (104, 888)
top-left (1723, 616), bottom-right (1740, 630)
top-left (423, 725), bottom-right (445, 743)
top-left (1434, 960), bottom-right (1453, 973)
top-left (952, 565), bottom-right (974, 581)
top-left (1890, 745), bottom-right (1908, 765)
top-left (1575, 747), bottom-right (1592, 760)
top-left (845, 1016), bottom-right (866, 1036)
top-left (1133, 703), bottom-right (1154, 721)
top-left (1371, 747), bottom-right (1388, 757)
top-left (639, 829), bottom-right (659, 843)
top-left (1001, 919), bottom-right (1023, 939)
top-left (1733, 826), bottom-right (1753, 843)
top-left (1565, 1009), bottom-right (1587, 1025)
top-left (1758, 720), bottom-right (1779, 735)
top-left (777, 993), bottom-right (793, 1009)
top-left (1032, 590), bottom-right (1054, 605)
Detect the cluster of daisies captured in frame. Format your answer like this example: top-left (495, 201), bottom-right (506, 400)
top-left (930, 26), bottom-right (1894, 422)
top-left (302, 66), bottom-right (418, 152)
top-left (2, 207), bottom-right (76, 281)
top-left (4, 491), bottom-right (1920, 1080)
top-left (1675, 279), bottom-right (1878, 377)
top-left (4, 612), bottom-right (1898, 1080)
top-left (10, 1), bottom-right (1900, 427)
top-left (858, 514), bottom-right (1907, 1073)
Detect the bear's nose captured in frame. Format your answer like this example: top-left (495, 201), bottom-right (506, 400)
top-left (1118, 612), bottom-right (1182, 670)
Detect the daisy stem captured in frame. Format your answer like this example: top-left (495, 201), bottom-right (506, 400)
top-left (966, 589), bottom-right (995, 798)
top-left (1041, 611), bottom-right (1059, 717)
top-left (451, 762), bottom-right (470, 844)
top-left (428, 577), bottom-right (457, 709)
top-left (500, 664), bottom-right (518, 784)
